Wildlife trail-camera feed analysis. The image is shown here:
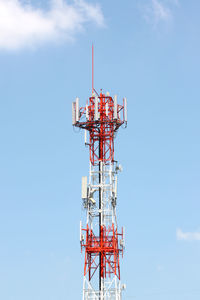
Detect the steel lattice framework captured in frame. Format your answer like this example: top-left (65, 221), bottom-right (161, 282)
top-left (72, 89), bottom-right (127, 300)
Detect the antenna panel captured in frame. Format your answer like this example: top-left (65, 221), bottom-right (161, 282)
top-left (105, 103), bottom-right (108, 117)
top-left (76, 97), bottom-right (79, 122)
top-left (86, 104), bottom-right (89, 120)
top-left (95, 97), bottom-right (99, 121)
top-left (114, 95), bottom-right (118, 119)
top-left (82, 176), bottom-right (87, 199)
top-left (72, 102), bottom-right (76, 125)
top-left (115, 176), bottom-right (117, 198)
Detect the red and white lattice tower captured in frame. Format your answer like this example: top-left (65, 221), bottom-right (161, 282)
top-left (72, 49), bottom-right (127, 300)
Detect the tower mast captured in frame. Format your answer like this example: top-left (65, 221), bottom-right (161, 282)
top-left (72, 49), bottom-right (127, 300)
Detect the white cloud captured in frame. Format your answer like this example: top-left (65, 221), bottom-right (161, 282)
top-left (0, 0), bottom-right (104, 51)
top-left (157, 264), bottom-right (164, 272)
top-left (151, 0), bottom-right (171, 22)
top-left (168, 0), bottom-right (179, 6)
top-left (176, 228), bottom-right (200, 241)
top-left (142, 0), bottom-right (176, 26)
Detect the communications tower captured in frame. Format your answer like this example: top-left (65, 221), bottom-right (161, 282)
top-left (72, 48), bottom-right (127, 300)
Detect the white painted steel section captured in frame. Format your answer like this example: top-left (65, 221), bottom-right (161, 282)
top-left (95, 97), bottom-right (99, 121)
top-left (82, 160), bottom-right (123, 300)
top-left (83, 276), bottom-right (122, 299)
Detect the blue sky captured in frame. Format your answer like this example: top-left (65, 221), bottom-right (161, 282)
top-left (0, 0), bottom-right (200, 299)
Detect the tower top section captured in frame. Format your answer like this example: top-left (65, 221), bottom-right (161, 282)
top-left (72, 92), bottom-right (127, 165)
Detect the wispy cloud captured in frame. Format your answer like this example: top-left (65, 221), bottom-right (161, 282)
top-left (142, 0), bottom-right (178, 27)
top-left (157, 264), bottom-right (164, 272)
top-left (168, 0), bottom-right (179, 6)
top-left (176, 228), bottom-right (200, 241)
top-left (0, 0), bottom-right (104, 51)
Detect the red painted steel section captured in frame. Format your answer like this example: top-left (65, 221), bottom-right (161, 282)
top-left (78, 93), bottom-right (124, 166)
top-left (81, 225), bottom-right (123, 281)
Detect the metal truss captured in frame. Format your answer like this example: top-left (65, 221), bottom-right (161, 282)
top-left (73, 92), bottom-right (127, 300)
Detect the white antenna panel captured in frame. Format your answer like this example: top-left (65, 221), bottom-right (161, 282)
top-left (95, 97), bottom-right (99, 121)
top-left (76, 97), bottom-right (79, 122)
top-left (86, 104), bottom-right (89, 120)
top-left (115, 176), bottom-right (117, 198)
top-left (72, 102), bottom-right (76, 125)
top-left (114, 95), bottom-right (118, 119)
top-left (105, 103), bottom-right (108, 117)
top-left (82, 176), bottom-right (87, 199)
top-left (80, 220), bottom-right (82, 242)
